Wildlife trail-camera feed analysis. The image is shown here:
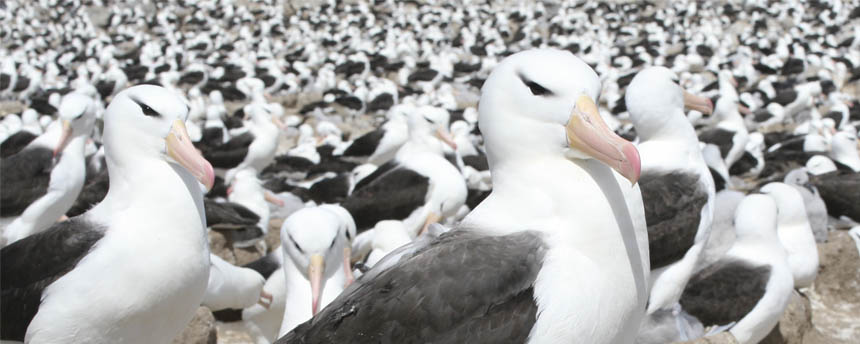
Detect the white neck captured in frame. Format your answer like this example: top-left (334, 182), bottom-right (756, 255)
top-left (90, 151), bottom-right (207, 247)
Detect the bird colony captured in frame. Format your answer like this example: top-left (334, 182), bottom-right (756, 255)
top-left (1, 0), bottom-right (859, 343)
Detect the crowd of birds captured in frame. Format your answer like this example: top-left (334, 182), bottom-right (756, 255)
top-left (2, 0), bottom-right (860, 343)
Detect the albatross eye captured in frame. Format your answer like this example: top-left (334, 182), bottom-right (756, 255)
top-left (141, 104), bottom-right (160, 118)
top-left (525, 80), bottom-right (552, 96)
top-left (132, 98), bottom-right (162, 118)
top-left (289, 234), bottom-right (304, 254)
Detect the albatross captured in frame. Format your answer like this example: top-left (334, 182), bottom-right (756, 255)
top-left (1, 85), bottom-right (216, 343)
top-left (277, 48), bottom-right (647, 343)
top-left (624, 66), bottom-right (716, 315)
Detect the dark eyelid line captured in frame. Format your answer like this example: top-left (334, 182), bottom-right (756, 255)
top-left (288, 233), bottom-right (304, 253)
top-left (130, 96), bottom-right (161, 118)
top-left (517, 71), bottom-right (553, 96)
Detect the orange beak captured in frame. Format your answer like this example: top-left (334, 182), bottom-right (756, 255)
top-left (53, 120), bottom-right (73, 157)
top-left (166, 120), bottom-right (215, 190)
top-left (434, 128), bottom-right (458, 150)
top-left (566, 95), bottom-right (641, 185)
top-left (683, 91), bottom-right (713, 115)
top-left (308, 254), bottom-right (325, 315)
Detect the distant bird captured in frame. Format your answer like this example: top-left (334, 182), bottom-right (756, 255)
top-left (759, 182), bottom-right (819, 288)
top-left (625, 66), bottom-right (716, 315)
top-left (698, 71), bottom-right (751, 171)
top-left (338, 106), bottom-right (409, 165)
top-left (1, 92), bottom-right (98, 220)
top-left (222, 100), bottom-right (282, 184)
top-left (2, 92), bottom-right (96, 245)
top-left (342, 106), bottom-right (466, 245)
top-left (278, 205), bottom-right (355, 335)
top-left (1, 85), bottom-right (215, 343)
top-left (680, 194), bottom-right (793, 344)
top-left (203, 254), bottom-right (271, 311)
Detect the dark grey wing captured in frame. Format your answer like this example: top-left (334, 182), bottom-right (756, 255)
top-left (308, 174), bottom-right (350, 204)
top-left (0, 147), bottom-right (54, 217)
top-left (728, 152), bottom-right (757, 175)
top-left (243, 251), bottom-right (281, 280)
top-left (1, 218), bottom-right (105, 341)
top-left (679, 260), bottom-right (771, 328)
top-left (204, 199), bottom-right (261, 229)
top-left (0, 131), bottom-right (38, 158)
top-left (639, 171), bottom-right (709, 269)
top-left (697, 129), bottom-right (736, 158)
top-left (462, 153), bottom-right (489, 171)
top-left (277, 230), bottom-right (547, 344)
top-left (203, 132), bottom-right (254, 168)
top-left (772, 89), bottom-right (798, 106)
top-left (342, 129), bottom-right (385, 158)
top-left (342, 165), bottom-right (429, 232)
top-left (811, 171), bottom-right (860, 222)
top-left (204, 146), bottom-right (250, 169)
top-left (67, 169), bottom-right (109, 217)
top-left (352, 160), bottom-right (398, 191)
top-left (366, 93), bottom-right (394, 113)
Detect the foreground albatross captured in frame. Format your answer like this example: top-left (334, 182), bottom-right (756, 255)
top-left (278, 49), bottom-right (647, 343)
top-left (1, 85), bottom-right (216, 343)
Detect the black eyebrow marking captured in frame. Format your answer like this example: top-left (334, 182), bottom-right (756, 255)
top-left (130, 96), bottom-right (161, 118)
top-left (288, 233), bottom-right (304, 254)
top-left (517, 71), bottom-right (553, 96)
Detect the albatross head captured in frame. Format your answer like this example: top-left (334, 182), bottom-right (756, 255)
top-left (759, 182), bottom-right (810, 226)
top-left (479, 48), bottom-right (640, 184)
top-left (280, 206), bottom-right (353, 316)
top-left (54, 92), bottom-right (97, 156)
top-left (104, 85), bottom-right (215, 190)
top-left (626, 66), bottom-right (712, 139)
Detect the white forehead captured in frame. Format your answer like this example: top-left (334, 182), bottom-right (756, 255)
top-left (484, 49), bottom-right (601, 100)
top-left (113, 85), bottom-right (190, 122)
top-left (284, 207), bottom-right (341, 246)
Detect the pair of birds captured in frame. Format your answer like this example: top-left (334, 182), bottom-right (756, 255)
top-left (2, 48), bottom-right (725, 343)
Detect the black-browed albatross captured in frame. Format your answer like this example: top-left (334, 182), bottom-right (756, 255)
top-left (277, 48), bottom-right (648, 344)
top-left (1, 85), bottom-right (216, 343)
top-left (624, 66), bottom-right (716, 316)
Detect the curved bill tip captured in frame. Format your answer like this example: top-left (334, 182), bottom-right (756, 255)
top-left (166, 120), bottom-right (215, 190)
top-left (683, 91), bottom-right (713, 115)
top-left (308, 254), bottom-right (325, 316)
top-left (567, 95), bottom-right (641, 185)
top-left (53, 120), bottom-right (73, 157)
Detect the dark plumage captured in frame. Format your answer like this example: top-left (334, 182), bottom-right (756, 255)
top-left (201, 132), bottom-right (254, 168)
top-left (278, 230), bottom-right (546, 344)
top-left (341, 129), bottom-right (385, 159)
top-left (66, 169), bottom-right (109, 217)
top-left (204, 199), bottom-right (261, 230)
top-left (1, 218), bottom-right (105, 341)
top-left (1, 148), bottom-right (53, 217)
top-left (639, 172), bottom-right (709, 269)
top-left (342, 161), bottom-right (429, 231)
top-left (680, 260), bottom-right (770, 327)
top-left (0, 131), bottom-right (37, 158)
top-left (698, 129), bottom-right (736, 158)
top-left (308, 174), bottom-right (351, 204)
top-left (810, 170), bottom-right (860, 221)
top-left (366, 93), bottom-right (394, 112)
top-left (407, 68), bottom-right (438, 83)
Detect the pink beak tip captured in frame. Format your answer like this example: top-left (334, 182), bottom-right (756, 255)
top-left (622, 143), bottom-right (642, 184)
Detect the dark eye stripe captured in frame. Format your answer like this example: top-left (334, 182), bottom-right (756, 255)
top-left (131, 97), bottom-right (161, 118)
top-left (517, 72), bottom-right (553, 96)
top-left (288, 234), bottom-right (304, 254)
